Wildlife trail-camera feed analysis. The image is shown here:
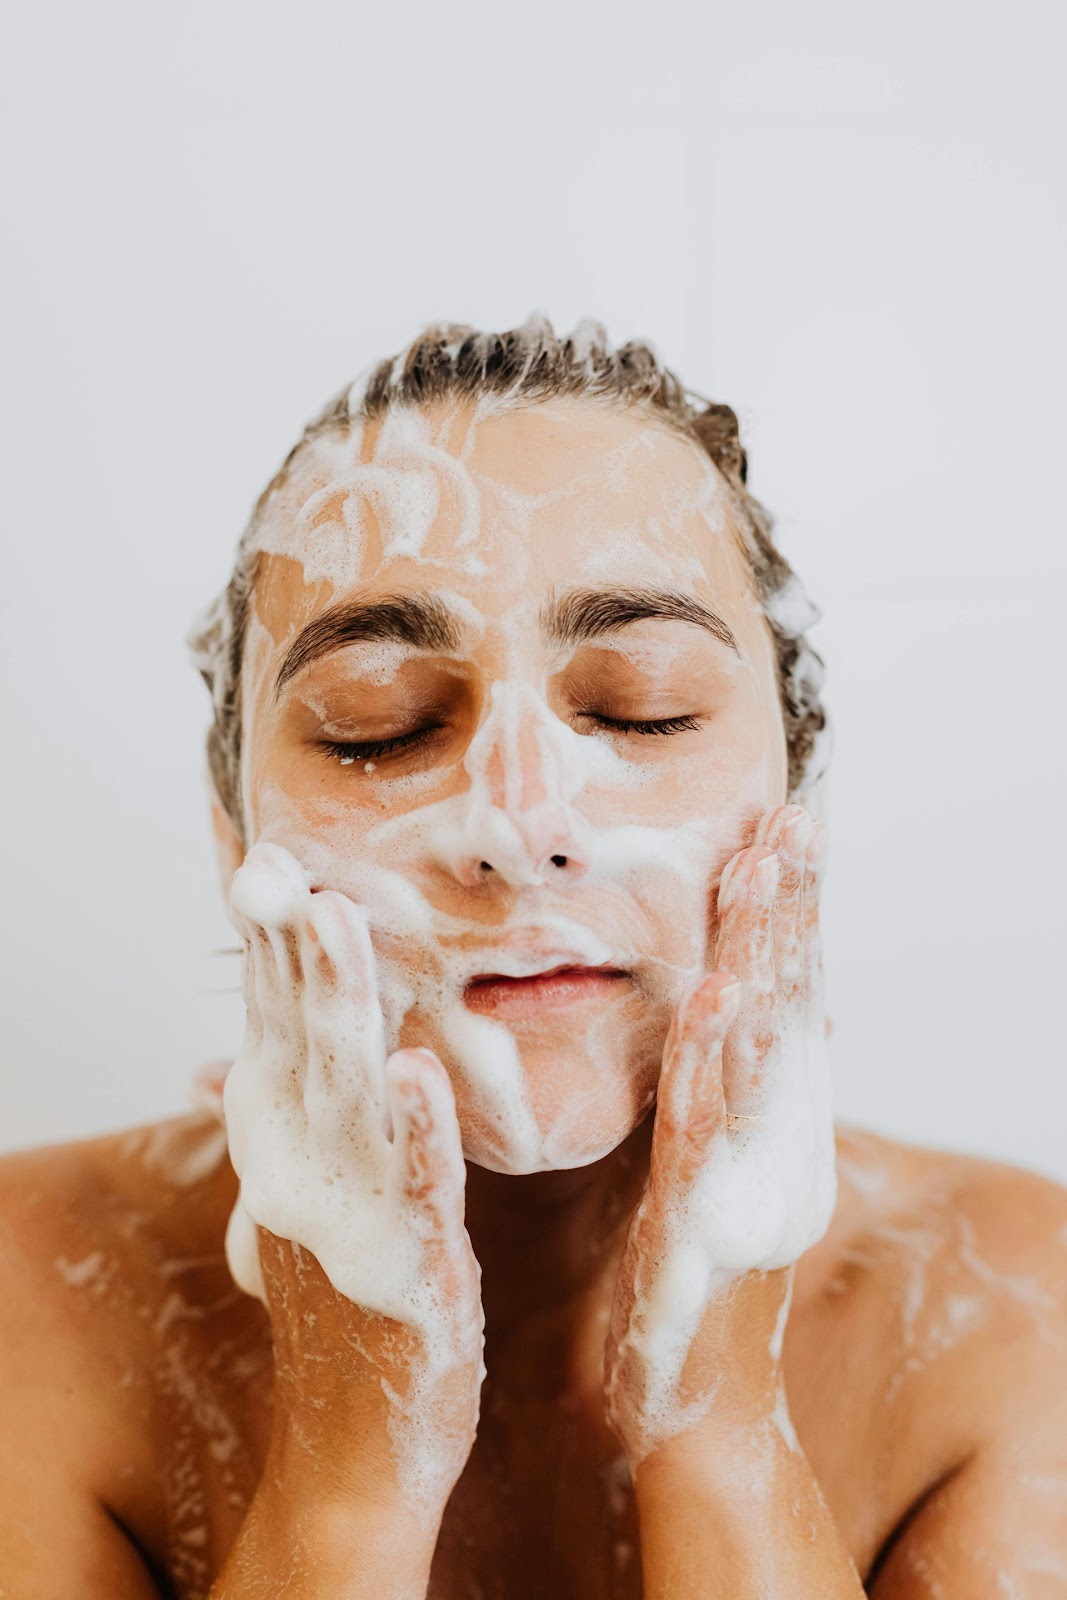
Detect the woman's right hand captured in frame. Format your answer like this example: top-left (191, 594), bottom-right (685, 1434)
top-left (223, 843), bottom-right (485, 1541)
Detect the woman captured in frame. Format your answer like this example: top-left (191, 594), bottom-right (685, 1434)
top-left (2, 315), bottom-right (1065, 1598)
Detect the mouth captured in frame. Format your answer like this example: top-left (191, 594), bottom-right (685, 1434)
top-left (463, 961), bottom-right (631, 1021)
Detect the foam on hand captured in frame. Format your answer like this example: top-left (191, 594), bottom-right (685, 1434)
top-left (217, 388), bottom-right (832, 1491)
top-left (224, 844), bottom-right (484, 1510)
top-left (604, 835), bottom-right (838, 1464)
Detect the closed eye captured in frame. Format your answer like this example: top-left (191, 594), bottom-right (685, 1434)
top-left (318, 725), bottom-right (445, 765)
top-left (318, 712), bottom-right (705, 768)
top-left (577, 713), bottom-right (704, 736)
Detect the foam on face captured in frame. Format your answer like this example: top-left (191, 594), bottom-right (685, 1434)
top-left (221, 395), bottom-right (811, 1492)
top-left (246, 682), bottom-right (725, 1174)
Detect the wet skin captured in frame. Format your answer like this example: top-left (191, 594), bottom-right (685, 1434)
top-left (235, 397), bottom-right (791, 1178)
top-left (2, 399), bottom-right (1066, 1595)
top-left (2, 1120), bottom-right (1067, 1596)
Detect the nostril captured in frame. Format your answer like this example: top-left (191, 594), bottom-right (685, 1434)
top-left (550, 855), bottom-right (568, 868)
top-left (479, 861), bottom-right (494, 873)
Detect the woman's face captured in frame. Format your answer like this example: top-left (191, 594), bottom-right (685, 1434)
top-left (236, 397), bottom-right (788, 1173)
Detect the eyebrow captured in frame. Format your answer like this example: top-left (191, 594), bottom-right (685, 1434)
top-left (273, 581), bottom-right (740, 697)
top-left (273, 592), bottom-right (466, 697)
top-left (541, 586), bottom-right (740, 655)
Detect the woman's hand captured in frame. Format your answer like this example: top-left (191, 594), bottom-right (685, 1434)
top-left (216, 844), bottom-right (484, 1595)
top-left (604, 804), bottom-right (836, 1468)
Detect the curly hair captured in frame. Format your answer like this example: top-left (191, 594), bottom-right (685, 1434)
top-left (188, 312), bottom-right (829, 835)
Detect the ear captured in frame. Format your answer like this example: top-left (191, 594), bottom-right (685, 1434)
top-left (210, 798), bottom-right (245, 904)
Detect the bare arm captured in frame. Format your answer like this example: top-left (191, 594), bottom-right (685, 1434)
top-left (634, 1424), bottom-right (863, 1597)
top-left (870, 1427), bottom-right (1067, 1596)
top-left (0, 1198), bottom-right (162, 1598)
top-left (870, 1181), bottom-right (1067, 1599)
top-left (208, 1469), bottom-right (439, 1600)
top-left (606, 807), bottom-right (863, 1594)
top-left (0, 1470), bottom-right (163, 1599)
top-left (1, 843), bottom-right (480, 1600)
top-left (209, 843), bottom-right (485, 1597)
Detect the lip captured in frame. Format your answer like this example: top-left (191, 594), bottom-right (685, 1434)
top-left (463, 962), bottom-right (631, 1021)
top-left (465, 926), bottom-right (622, 980)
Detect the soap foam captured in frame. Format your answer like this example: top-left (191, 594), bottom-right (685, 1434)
top-left (220, 389), bottom-right (832, 1492)
top-left (604, 857), bottom-right (837, 1463)
top-left (224, 848), bottom-right (484, 1510)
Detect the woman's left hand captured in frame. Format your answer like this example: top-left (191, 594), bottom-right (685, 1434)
top-left (604, 804), bottom-right (837, 1470)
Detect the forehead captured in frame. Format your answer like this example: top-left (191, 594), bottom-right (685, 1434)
top-left (248, 397), bottom-right (752, 641)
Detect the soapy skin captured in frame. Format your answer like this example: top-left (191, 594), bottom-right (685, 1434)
top-left (225, 842), bottom-right (484, 1517)
top-left (222, 801), bottom-right (835, 1509)
top-left (3, 389), bottom-right (1067, 1600)
top-left (605, 805), bottom-right (836, 1465)
top-left (212, 393), bottom-right (854, 1580)
top-left (236, 398), bottom-right (787, 1195)
top-left (206, 395), bottom-right (1049, 1596)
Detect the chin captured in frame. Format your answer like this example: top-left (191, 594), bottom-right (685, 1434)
top-left (458, 1124), bottom-right (635, 1175)
top-left (451, 1054), bottom-right (656, 1175)
top-left (393, 976), bottom-right (668, 1175)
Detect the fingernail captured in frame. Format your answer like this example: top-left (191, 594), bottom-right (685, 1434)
top-left (704, 983), bottom-right (741, 1039)
top-left (782, 811), bottom-right (813, 859)
top-left (717, 855), bottom-right (739, 906)
top-left (755, 852), bottom-right (780, 896)
top-left (806, 820), bottom-right (828, 869)
top-left (716, 977), bottom-right (742, 1013)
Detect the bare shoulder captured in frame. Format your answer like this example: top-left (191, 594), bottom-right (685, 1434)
top-left (787, 1126), bottom-right (1067, 1568)
top-left (0, 1118), bottom-right (263, 1591)
top-left (812, 1124), bottom-right (1067, 1425)
top-left (0, 1111), bottom-right (236, 1308)
top-left (830, 1122), bottom-right (1067, 1301)
top-left (0, 1114), bottom-right (238, 1484)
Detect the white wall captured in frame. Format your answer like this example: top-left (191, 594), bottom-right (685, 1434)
top-left (3, 0), bottom-right (1064, 1178)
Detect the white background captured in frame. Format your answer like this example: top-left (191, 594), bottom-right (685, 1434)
top-left (2, 1), bottom-right (1064, 1176)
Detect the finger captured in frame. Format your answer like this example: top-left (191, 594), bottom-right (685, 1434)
top-left (652, 972), bottom-right (740, 1192)
top-left (299, 891), bottom-right (389, 1138)
top-left (803, 820), bottom-right (827, 942)
top-left (230, 908), bottom-right (289, 1050)
top-left (772, 809), bottom-right (813, 1001)
top-left (714, 844), bottom-right (779, 995)
top-left (803, 820), bottom-right (828, 1009)
top-left (230, 930), bottom-right (263, 1056)
top-left (386, 1049), bottom-right (467, 1241)
top-left (266, 919), bottom-right (302, 994)
top-left (229, 841), bottom-right (310, 931)
top-left (229, 843), bottom-right (309, 1031)
top-left (223, 931), bottom-right (293, 1194)
top-left (221, 934), bottom-right (262, 1181)
top-left (716, 847), bottom-right (779, 1117)
top-left (753, 802), bottom-right (804, 853)
top-left (223, 1194), bottom-right (268, 1304)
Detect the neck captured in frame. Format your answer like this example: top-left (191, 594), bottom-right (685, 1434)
top-left (463, 1115), bottom-right (653, 1397)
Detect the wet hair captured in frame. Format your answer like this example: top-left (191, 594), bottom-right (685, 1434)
top-left (189, 312), bottom-right (829, 836)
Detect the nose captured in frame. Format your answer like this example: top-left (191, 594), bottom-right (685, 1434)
top-left (446, 683), bottom-right (591, 889)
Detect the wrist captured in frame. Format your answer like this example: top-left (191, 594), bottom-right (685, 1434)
top-left (228, 1456), bottom-right (443, 1599)
top-left (630, 1390), bottom-right (797, 1504)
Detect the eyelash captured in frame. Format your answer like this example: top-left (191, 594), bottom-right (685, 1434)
top-left (320, 713), bottom-right (703, 767)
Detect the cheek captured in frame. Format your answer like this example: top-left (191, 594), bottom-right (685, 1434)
top-left (250, 775), bottom-right (378, 865)
top-left (583, 664), bottom-right (784, 822)
top-left (581, 730), bottom-right (783, 941)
